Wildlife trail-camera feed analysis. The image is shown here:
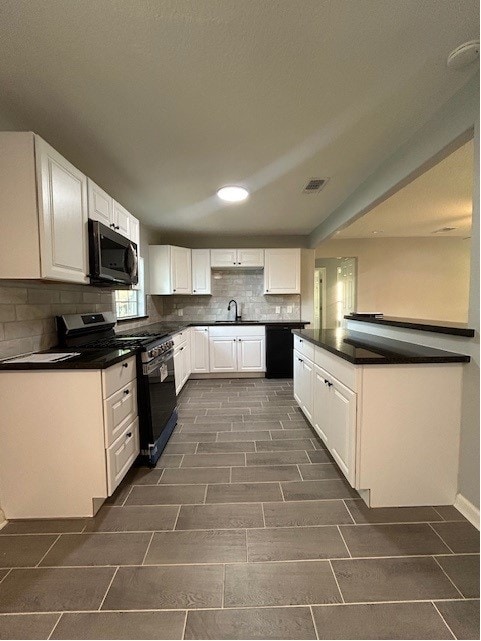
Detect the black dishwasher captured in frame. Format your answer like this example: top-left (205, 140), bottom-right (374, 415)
top-left (266, 324), bottom-right (304, 378)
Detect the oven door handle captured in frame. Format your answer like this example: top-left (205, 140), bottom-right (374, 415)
top-left (143, 349), bottom-right (174, 375)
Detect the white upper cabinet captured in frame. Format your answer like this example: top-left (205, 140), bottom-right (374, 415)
top-left (149, 245), bottom-right (192, 295)
top-left (210, 248), bottom-right (264, 268)
top-left (210, 249), bottom-right (238, 267)
top-left (129, 215), bottom-right (140, 248)
top-left (88, 180), bottom-right (140, 245)
top-left (0, 133), bottom-right (89, 283)
top-left (87, 179), bottom-right (114, 228)
top-left (36, 137), bottom-right (89, 283)
top-left (192, 249), bottom-right (211, 295)
top-left (264, 248), bottom-right (301, 294)
top-left (236, 249), bottom-right (264, 267)
top-left (113, 201), bottom-right (131, 238)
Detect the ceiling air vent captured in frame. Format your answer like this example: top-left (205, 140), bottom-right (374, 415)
top-left (302, 178), bottom-right (329, 194)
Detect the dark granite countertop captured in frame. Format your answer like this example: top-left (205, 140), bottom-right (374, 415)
top-left (119, 320), bottom-right (309, 335)
top-left (0, 347), bottom-right (137, 371)
top-left (292, 329), bottom-right (470, 365)
top-left (344, 315), bottom-right (475, 337)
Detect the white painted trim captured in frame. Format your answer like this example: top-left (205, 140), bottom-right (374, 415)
top-left (0, 509), bottom-right (6, 531)
top-left (454, 492), bottom-right (480, 530)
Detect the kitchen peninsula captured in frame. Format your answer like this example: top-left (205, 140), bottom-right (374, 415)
top-left (292, 327), bottom-right (470, 508)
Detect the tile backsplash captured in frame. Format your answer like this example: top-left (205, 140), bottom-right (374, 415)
top-left (161, 270), bottom-right (301, 322)
top-left (0, 280), bottom-right (115, 359)
top-left (0, 270), bottom-right (299, 359)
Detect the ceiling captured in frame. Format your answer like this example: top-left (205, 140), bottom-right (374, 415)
top-left (336, 139), bottom-right (474, 238)
top-left (0, 0), bottom-right (478, 236)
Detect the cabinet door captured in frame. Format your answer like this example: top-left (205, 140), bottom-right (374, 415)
top-left (192, 249), bottom-right (211, 294)
top-left (264, 248), bottom-right (301, 294)
top-left (293, 350), bottom-right (303, 407)
top-left (112, 201), bottom-right (131, 238)
top-left (237, 249), bottom-right (264, 267)
top-left (300, 358), bottom-right (314, 423)
top-left (173, 348), bottom-right (183, 395)
top-left (35, 136), bottom-right (89, 283)
top-left (191, 327), bottom-right (210, 373)
top-left (329, 379), bottom-right (356, 485)
top-left (129, 215), bottom-right (140, 248)
top-left (209, 337), bottom-right (237, 372)
top-left (210, 249), bottom-right (237, 267)
top-left (87, 179), bottom-right (114, 227)
top-left (181, 338), bottom-right (191, 386)
top-left (313, 365), bottom-right (331, 446)
top-left (171, 246), bottom-right (192, 294)
top-left (237, 336), bottom-right (265, 371)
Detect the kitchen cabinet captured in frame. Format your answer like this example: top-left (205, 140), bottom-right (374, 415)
top-left (293, 349), bottom-right (313, 423)
top-left (149, 245), bottom-right (192, 295)
top-left (0, 132), bottom-right (89, 283)
top-left (87, 179), bottom-right (140, 246)
top-left (192, 249), bottom-right (212, 294)
top-left (312, 363), bottom-right (356, 484)
top-left (208, 326), bottom-right (265, 373)
top-left (0, 356), bottom-right (139, 518)
top-left (210, 248), bottom-right (264, 268)
top-left (173, 329), bottom-right (192, 394)
top-left (293, 332), bottom-right (465, 507)
top-left (191, 326), bottom-right (210, 373)
top-left (264, 248), bottom-right (301, 294)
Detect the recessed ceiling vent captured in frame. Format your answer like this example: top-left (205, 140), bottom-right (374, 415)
top-left (302, 178), bottom-right (329, 194)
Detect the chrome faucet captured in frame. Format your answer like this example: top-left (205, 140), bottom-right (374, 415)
top-left (227, 299), bottom-right (241, 321)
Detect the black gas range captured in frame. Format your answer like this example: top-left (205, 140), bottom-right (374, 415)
top-left (56, 312), bottom-right (177, 466)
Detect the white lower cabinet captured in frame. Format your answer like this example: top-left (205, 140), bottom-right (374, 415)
top-left (312, 364), bottom-right (356, 484)
top-left (293, 350), bottom-right (314, 423)
top-left (208, 326), bottom-right (265, 373)
top-left (0, 357), bottom-right (139, 519)
top-left (293, 335), bottom-right (465, 508)
top-left (173, 329), bottom-right (192, 394)
top-left (191, 327), bottom-right (210, 373)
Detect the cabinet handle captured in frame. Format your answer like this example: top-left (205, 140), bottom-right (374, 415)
top-left (238, 262), bottom-right (242, 265)
top-left (124, 389), bottom-right (130, 395)
top-left (193, 289), bottom-right (196, 292)
top-left (299, 339), bottom-right (303, 343)
top-left (122, 363), bottom-right (128, 368)
top-left (173, 289), bottom-right (176, 292)
top-left (298, 358), bottom-right (303, 363)
top-left (266, 289), bottom-right (269, 292)
top-left (204, 329), bottom-right (208, 332)
top-left (238, 338), bottom-right (242, 342)
top-left (126, 432), bottom-right (132, 438)
top-left (180, 346), bottom-right (184, 351)
top-left (110, 223), bottom-right (115, 228)
top-left (115, 225), bottom-right (120, 230)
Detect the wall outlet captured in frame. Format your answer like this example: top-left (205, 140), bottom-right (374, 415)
top-left (178, 309), bottom-right (183, 316)
top-left (275, 306), bottom-right (281, 314)
top-left (286, 305), bottom-right (293, 314)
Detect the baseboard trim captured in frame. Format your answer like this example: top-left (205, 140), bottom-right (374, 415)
top-left (454, 493), bottom-right (480, 530)
top-left (0, 509), bottom-right (6, 531)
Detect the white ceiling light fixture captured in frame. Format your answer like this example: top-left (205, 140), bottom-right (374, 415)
top-left (216, 185), bottom-right (249, 203)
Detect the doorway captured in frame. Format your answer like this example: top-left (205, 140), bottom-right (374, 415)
top-left (314, 257), bottom-right (357, 329)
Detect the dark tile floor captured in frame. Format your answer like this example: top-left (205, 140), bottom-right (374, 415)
top-left (0, 378), bottom-right (479, 640)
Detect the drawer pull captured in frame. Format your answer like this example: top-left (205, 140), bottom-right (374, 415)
top-left (126, 431), bottom-right (132, 438)
top-left (180, 346), bottom-right (184, 351)
top-left (298, 358), bottom-right (303, 363)
top-left (122, 363), bottom-right (128, 368)
top-left (123, 389), bottom-right (130, 395)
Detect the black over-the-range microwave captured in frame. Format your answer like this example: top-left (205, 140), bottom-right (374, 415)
top-left (88, 219), bottom-right (139, 286)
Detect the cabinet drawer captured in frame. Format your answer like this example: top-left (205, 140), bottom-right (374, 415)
top-left (104, 379), bottom-right (138, 447)
top-left (208, 325), bottom-right (265, 337)
top-left (106, 418), bottom-right (139, 495)
top-left (294, 335), bottom-right (315, 361)
top-left (102, 356), bottom-right (136, 399)
top-left (314, 346), bottom-right (357, 392)
top-left (172, 330), bottom-right (188, 348)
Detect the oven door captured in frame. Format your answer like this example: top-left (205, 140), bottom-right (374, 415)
top-left (142, 349), bottom-right (177, 445)
top-left (88, 220), bottom-right (138, 286)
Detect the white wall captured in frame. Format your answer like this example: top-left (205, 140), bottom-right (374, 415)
top-left (315, 237), bottom-right (471, 323)
top-left (311, 74), bottom-right (479, 512)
